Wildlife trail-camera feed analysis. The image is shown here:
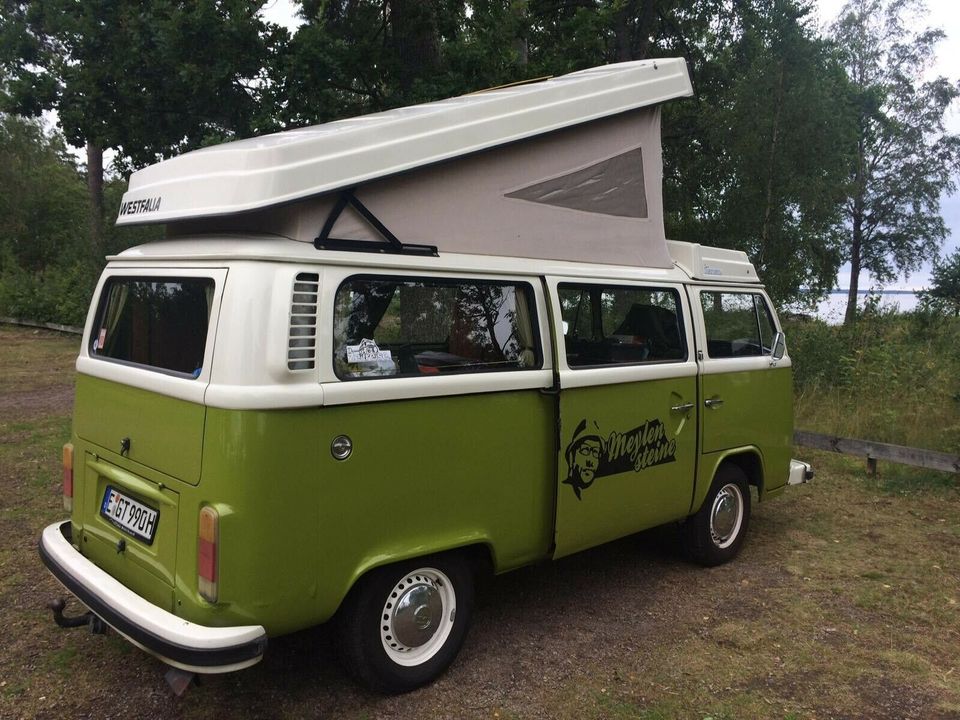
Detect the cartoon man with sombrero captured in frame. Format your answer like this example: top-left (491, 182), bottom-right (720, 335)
top-left (563, 419), bottom-right (605, 500)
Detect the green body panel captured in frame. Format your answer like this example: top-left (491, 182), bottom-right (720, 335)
top-left (179, 407), bottom-right (323, 633)
top-left (554, 376), bottom-right (698, 557)
top-left (305, 391), bottom-right (555, 621)
top-left (74, 374), bottom-right (205, 485)
top-left (693, 365), bottom-right (793, 511)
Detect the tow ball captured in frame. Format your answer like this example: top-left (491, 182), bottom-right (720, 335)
top-left (47, 597), bottom-right (107, 634)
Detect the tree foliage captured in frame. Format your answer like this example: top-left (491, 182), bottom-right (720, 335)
top-left (0, 0), bottom-right (279, 250)
top-left (0, 114), bottom-right (86, 271)
top-left (665, 0), bottom-right (855, 306)
top-left (831, 0), bottom-right (960, 323)
top-left (919, 249), bottom-right (960, 316)
top-left (0, 0), bottom-right (957, 324)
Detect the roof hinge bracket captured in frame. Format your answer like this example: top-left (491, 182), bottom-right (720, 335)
top-left (313, 189), bottom-right (438, 257)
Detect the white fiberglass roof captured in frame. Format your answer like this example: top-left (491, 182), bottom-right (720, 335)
top-left (117, 58), bottom-right (693, 226)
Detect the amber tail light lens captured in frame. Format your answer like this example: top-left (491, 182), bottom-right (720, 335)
top-left (198, 506), bottom-right (219, 603)
top-left (62, 443), bottom-right (74, 512)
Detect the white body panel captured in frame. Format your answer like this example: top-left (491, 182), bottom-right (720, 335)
top-left (82, 236), bottom-right (775, 410)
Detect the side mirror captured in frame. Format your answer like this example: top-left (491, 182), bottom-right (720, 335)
top-left (771, 331), bottom-right (786, 361)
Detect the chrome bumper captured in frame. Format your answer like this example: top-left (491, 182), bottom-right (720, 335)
top-left (788, 459), bottom-right (814, 485)
top-left (39, 521), bottom-right (267, 673)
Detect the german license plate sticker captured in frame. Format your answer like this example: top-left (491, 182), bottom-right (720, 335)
top-left (100, 486), bottom-right (159, 544)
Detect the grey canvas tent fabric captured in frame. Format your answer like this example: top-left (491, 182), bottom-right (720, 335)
top-left (169, 107), bottom-right (672, 268)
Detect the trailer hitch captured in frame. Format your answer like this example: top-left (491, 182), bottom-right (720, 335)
top-left (48, 597), bottom-right (107, 634)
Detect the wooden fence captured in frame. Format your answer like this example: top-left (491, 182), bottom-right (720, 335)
top-left (795, 430), bottom-right (960, 475)
top-left (0, 317), bottom-right (83, 335)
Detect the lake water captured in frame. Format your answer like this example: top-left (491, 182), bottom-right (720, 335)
top-left (807, 290), bottom-right (921, 323)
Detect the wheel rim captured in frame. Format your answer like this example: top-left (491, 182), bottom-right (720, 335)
top-left (380, 567), bottom-right (457, 666)
top-left (709, 483), bottom-right (744, 549)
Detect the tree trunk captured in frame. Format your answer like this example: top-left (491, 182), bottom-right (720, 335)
top-left (845, 125), bottom-right (867, 325)
top-left (86, 141), bottom-right (104, 256)
top-left (759, 61), bottom-right (785, 270)
top-left (613, 4), bottom-right (632, 62)
top-left (510, 0), bottom-right (529, 67)
top-left (614, 0), bottom-right (655, 62)
top-left (844, 219), bottom-right (862, 324)
top-left (387, 0), bottom-right (440, 98)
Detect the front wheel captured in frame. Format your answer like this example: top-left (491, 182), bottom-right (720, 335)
top-left (683, 464), bottom-right (751, 566)
top-left (338, 554), bottom-right (474, 693)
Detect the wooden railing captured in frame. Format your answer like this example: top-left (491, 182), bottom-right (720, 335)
top-left (795, 430), bottom-right (960, 475)
top-left (1, 316), bottom-right (82, 335)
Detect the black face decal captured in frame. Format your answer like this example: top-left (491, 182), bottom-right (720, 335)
top-left (563, 417), bottom-right (677, 500)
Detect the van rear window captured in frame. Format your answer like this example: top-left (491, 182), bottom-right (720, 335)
top-left (91, 277), bottom-right (214, 377)
top-left (333, 276), bottom-right (541, 379)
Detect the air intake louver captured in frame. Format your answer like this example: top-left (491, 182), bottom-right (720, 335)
top-left (288, 272), bottom-right (319, 371)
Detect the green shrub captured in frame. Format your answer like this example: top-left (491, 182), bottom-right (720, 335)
top-left (787, 312), bottom-right (960, 453)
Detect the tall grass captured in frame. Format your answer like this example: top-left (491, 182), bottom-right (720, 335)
top-left (787, 307), bottom-right (960, 454)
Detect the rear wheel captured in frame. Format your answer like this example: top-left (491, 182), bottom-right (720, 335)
top-left (683, 464), bottom-right (751, 566)
top-left (338, 554), bottom-right (474, 693)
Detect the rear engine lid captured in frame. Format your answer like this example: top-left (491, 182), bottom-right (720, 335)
top-left (79, 452), bottom-right (180, 607)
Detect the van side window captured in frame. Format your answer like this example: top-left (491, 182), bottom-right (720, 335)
top-left (333, 276), bottom-right (541, 379)
top-left (558, 284), bottom-right (686, 367)
top-left (700, 291), bottom-right (777, 358)
top-left (91, 277), bottom-right (214, 377)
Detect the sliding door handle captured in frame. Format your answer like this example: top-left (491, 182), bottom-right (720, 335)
top-left (704, 397), bottom-right (725, 408)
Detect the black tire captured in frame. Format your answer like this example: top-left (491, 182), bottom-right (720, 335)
top-left (683, 464), bottom-right (751, 567)
top-left (337, 554), bottom-right (474, 694)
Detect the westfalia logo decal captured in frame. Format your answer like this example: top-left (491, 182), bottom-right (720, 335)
top-left (119, 197), bottom-right (162, 216)
top-left (563, 418), bottom-right (677, 500)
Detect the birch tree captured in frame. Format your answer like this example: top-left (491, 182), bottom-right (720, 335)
top-left (831, 0), bottom-right (960, 323)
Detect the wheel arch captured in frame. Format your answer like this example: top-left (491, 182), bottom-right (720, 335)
top-left (694, 447), bottom-right (765, 513)
top-left (331, 540), bottom-right (495, 620)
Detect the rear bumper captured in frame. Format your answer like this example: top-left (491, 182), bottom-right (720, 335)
top-left (39, 521), bottom-right (267, 673)
top-left (788, 459), bottom-right (814, 485)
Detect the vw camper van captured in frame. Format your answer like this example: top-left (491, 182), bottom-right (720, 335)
top-left (40, 59), bottom-right (812, 693)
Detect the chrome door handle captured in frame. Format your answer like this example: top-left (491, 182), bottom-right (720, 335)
top-left (670, 402), bottom-right (695, 413)
top-left (704, 398), bottom-right (724, 408)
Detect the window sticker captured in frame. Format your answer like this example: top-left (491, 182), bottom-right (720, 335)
top-left (346, 338), bottom-right (392, 364)
top-left (96, 327), bottom-right (107, 351)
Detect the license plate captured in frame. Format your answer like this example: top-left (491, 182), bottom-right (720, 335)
top-left (100, 486), bottom-right (159, 544)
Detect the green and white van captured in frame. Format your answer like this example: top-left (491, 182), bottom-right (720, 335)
top-left (39, 59), bottom-right (812, 693)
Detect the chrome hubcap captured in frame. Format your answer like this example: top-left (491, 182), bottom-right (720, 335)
top-left (710, 483), bottom-right (743, 548)
top-left (393, 583), bottom-right (442, 648)
top-left (380, 568), bottom-right (457, 667)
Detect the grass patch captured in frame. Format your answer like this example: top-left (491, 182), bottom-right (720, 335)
top-left (0, 325), bottom-right (958, 719)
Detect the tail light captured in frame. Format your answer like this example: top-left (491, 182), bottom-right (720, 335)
top-left (198, 506), bottom-right (219, 603)
top-left (62, 443), bottom-right (74, 512)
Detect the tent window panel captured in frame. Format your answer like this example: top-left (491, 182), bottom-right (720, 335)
top-left (333, 275), bottom-right (542, 380)
top-left (505, 148), bottom-right (648, 218)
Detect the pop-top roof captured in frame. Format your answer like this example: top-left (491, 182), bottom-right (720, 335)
top-left (117, 58), bottom-right (693, 226)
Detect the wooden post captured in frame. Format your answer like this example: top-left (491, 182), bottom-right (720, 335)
top-left (866, 456), bottom-right (877, 476)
